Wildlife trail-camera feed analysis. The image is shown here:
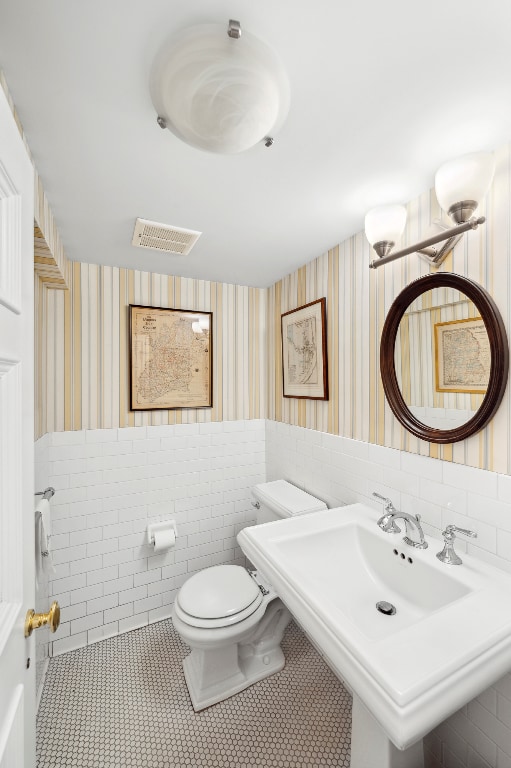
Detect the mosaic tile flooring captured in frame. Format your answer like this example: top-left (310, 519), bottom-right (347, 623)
top-left (37, 619), bottom-right (352, 767)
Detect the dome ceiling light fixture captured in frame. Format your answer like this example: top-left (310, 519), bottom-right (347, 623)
top-left (150, 19), bottom-right (290, 155)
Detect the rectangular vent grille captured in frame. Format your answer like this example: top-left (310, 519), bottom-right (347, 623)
top-left (132, 218), bottom-right (201, 255)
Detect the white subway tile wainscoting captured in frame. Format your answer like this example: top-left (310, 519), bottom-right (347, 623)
top-left (36, 419), bottom-right (511, 768)
top-left (36, 419), bottom-right (264, 665)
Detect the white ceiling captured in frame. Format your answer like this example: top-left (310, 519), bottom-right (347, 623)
top-left (1, 0), bottom-right (510, 288)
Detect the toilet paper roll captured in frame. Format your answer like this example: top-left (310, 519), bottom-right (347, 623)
top-left (152, 527), bottom-right (176, 553)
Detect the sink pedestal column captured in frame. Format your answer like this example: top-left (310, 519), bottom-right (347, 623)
top-left (351, 695), bottom-right (424, 768)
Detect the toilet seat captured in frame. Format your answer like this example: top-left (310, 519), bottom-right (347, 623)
top-left (175, 565), bottom-right (264, 629)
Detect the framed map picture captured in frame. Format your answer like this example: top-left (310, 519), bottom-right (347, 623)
top-left (434, 316), bottom-right (490, 394)
top-left (129, 305), bottom-right (212, 410)
top-left (281, 298), bottom-right (328, 400)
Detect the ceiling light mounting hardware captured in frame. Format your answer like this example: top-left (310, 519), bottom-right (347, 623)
top-left (366, 152), bottom-right (495, 270)
top-left (227, 19), bottom-right (241, 39)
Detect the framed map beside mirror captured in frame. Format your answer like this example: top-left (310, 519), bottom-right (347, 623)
top-left (281, 298), bottom-right (328, 400)
top-left (380, 274), bottom-right (508, 444)
top-left (129, 304), bottom-right (212, 410)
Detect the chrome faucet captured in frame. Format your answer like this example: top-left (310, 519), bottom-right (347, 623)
top-left (372, 492), bottom-right (428, 550)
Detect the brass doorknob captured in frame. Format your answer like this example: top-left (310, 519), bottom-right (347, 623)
top-left (24, 601), bottom-right (60, 637)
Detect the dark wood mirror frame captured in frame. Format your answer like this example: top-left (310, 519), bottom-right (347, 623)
top-left (380, 273), bottom-right (509, 444)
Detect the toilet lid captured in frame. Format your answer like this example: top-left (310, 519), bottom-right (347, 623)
top-left (177, 565), bottom-right (262, 620)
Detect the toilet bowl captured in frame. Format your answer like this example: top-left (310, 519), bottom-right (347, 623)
top-left (172, 480), bottom-right (327, 710)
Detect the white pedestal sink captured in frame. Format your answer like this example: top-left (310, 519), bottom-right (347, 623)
top-left (238, 503), bottom-right (511, 768)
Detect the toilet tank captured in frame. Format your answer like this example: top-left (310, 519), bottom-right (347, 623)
top-left (251, 479), bottom-right (327, 524)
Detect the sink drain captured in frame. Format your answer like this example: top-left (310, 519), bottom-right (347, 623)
top-left (376, 600), bottom-right (396, 615)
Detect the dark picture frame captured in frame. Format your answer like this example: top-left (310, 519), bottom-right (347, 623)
top-left (129, 304), bottom-right (213, 410)
top-left (281, 298), bottom-right (328, 400)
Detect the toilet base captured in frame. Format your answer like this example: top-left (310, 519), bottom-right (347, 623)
top-left (179, 598), bottom-right (292, 711)
top-left (183, 644), bottom-right (286, 711)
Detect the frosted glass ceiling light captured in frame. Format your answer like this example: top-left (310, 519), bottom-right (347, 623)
top-left (367, 151), bottom-right (495, 269)
top-left (150, 20), bottom-right (290, 154)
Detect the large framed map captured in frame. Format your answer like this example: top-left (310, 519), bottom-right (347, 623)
top-left (434, 316), bottom-right (490, 394)
top-left (129, 305), bottom-right (212, 410)
top-left (281, 298), bottom-right (328, 400)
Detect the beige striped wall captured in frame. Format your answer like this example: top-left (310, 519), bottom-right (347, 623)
top-left (268, 142), bottom-right (511, 474)
top-left (30, 119), bottom-right (511, 472)
top-left (35, 266), bottom-right (266, 436)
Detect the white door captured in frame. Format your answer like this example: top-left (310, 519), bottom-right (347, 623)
top-left (0, 84), bottom-right (36, 767)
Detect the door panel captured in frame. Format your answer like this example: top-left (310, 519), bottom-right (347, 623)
top-left (0, 83), bottom-right (35, 768)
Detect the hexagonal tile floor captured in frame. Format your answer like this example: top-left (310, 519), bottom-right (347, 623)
top-left (37, 619), bottom-right (351, 767)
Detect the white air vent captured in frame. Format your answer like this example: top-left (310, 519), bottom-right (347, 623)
top-left (131, 218), bottom-right (201, 255)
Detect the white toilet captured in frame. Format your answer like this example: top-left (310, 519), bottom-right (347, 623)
top-left (172, 479), bottom-right (327, 710)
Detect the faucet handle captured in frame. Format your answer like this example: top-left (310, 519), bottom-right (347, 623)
top-left (443, 524), bottom-right (478, 540)
top-left (436, 524), bottom-right (477, 565)
top-left (372, 492), bottom-right (395, 512)
top-left (372, 492), bottom-right (401, 533)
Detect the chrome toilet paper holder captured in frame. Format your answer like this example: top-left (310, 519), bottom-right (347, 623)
top-left (147, 520), bottom-right (177, 547)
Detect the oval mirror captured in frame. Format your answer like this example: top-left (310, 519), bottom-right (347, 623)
top-left (380, 274), bottom-right (509, 443)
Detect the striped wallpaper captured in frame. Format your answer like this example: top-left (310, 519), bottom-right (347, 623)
top-left (5, 68), bottom-right (511, 472)
top-left (35, 267), bottom-right (266, 437)
top-left (28, 106), bottom-right (511, 472)
top-left (268, 142), bottom-right (511, 474)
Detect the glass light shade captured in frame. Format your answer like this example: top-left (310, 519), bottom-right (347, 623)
top-left (434, 152), bottom-right (495, 214)
top-left (364, 205), bottom-right (407, 246)
top-left (150, 24), bottom-right (290, 154)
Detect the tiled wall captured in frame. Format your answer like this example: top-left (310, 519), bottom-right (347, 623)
top-left (37, 420), bottom-right (264, 660)
top-left (265, 420), bottom-right (511, 768)
top-left (35, 416), bottom-right (511, 765)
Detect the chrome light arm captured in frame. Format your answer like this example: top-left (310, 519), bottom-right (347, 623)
top-left (369, 216), bottom-right (485, 269)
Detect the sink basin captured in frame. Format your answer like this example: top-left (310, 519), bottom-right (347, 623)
top-left (238, 503), bottom-right (511, 756)
top-left (277, 521), bottom-right (470, 641)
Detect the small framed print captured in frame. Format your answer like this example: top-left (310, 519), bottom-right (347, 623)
top-left (281, 298), bottom-right (328, 400)
top-left (434, 316), bottom-right (490, 394)
top-left (129, 304), bottom-right (212, 410)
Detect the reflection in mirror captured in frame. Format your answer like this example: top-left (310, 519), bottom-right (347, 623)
top-left (394, 287), bottom-right (490, 429)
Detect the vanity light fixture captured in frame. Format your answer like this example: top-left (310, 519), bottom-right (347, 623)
top-left (150, 19), bottom-right (290, 154)
top-left (367, 151), bottom-right (495, 269)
